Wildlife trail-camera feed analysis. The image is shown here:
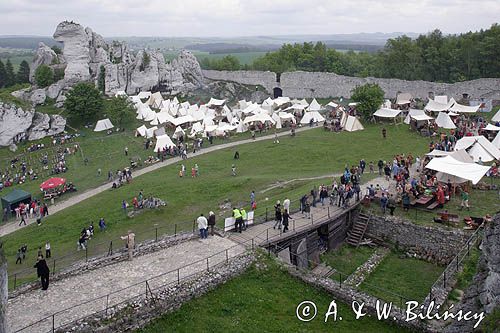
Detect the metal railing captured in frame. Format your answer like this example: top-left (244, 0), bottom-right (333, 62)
top-left (14, 237), bottom-right (256, 333)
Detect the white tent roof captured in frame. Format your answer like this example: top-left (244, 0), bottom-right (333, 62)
top-left (207, 98), bottom-right (226, 107)
top-left (156, 112), bottom-right (175, 125)
top-left (455, 136), bottom-right (500, 162)
top-left (145, 126), bottom-right (158, 139)
top-left (492, 131), bottom-right (500, 149)
top-left (243, 113), bottom-right (276, 124)
top-left (285, 104), bottom-right (308, 111)
top-left (327, 101), bottom-right (339, 108)
top-left (154, 134), bottom-right (175, 151)
top-left (170, 115), bottom-right (195, 126)
top-left (348, 102), bottom-right (358, 106)
top-left (449, 103), bottom-right (480, 114)
top-left (435, 112), bottom-right (456, 129)
top-left (411, 114), bottom-right (434, 122)
top-left (136, 125), bottom-right (147, 137)
top-left (278, 112), bottom-right (296, 123)
top-left (492, 109), bottom-right (500, 122)
top-left (484, 123), bottom-right (500, 131)
top-left (172, 126), bottom-right (185, 139)
top-left (308, 98), bottom-right (322, 111)
top-left (241, 103), bottom-right (260, 114)
top-left (190, 122), bottom-right (204, 135)
top-left (300, 111), bottom-right (325, 124)
top-left (426, 149), bottom-right (451, 157)
top-left (344, 116), bottom-right (364, 132)
top-left (404, 109), bottom-right (426, 124)
top-left (396, 92), bottom-right (412, 105)
top-left (425, 155), bottom-right (490, 184)
top-left (154, 127), bottom-right (165, 137)
top-left (434, 95), bottom-right (448, 104)
top-left (94, 119), bottom-right (114, 132)
top-left (273, 97), bottom-right (291, 107)
top-left (137, 91), bottom-right (151, 99)
top-left (374, 108), bottom-right (401, 118)
top-left (425, 98), bottom-right (455, 112)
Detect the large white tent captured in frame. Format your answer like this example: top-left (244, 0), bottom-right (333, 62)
top-left (243, 113), bottom-right (276, 124)
top-left (424, 98), bottom-right (455, 112)
top-left (145, 126), bottom-right (158, 139)
top-left (154, 134), bottom-right (175, 152)
top-left (404, 109), bottom-right (426, 124)
top-left (300, 111), bottom-right (325, 124)
top-left (448, 103), bottom-right (480, 114)
top-left (94, 119), bottom-right (114, 132)
top-left (136, 125), bottom-right (147, 137)
top-left (344, 116), bottom-right (364, 132)
top-left (484, 123), bottom-right (500, 131)
top-left (396, 93), bottom-right (412, 105)
top-left (492, 109), bottom-right (500, 122)
top-left (170, 115), bottom-right (195, 127)
top-left (172, 126), bottom-right (185, 139)
top-left (307, 98), bottom-right (322, 111)
top-left (137, 91), bottom-right (151, 99)
top-left (207, 98), bottom-right (226, 107)
top-left (425, 155), bottom-right (490, 184)
top-left (435, 112), bottom-right (456, 129)
top-left (455, 136), bottom-right (500, 162)
top-left (373, 108), bottom-right (401, 118)
top-left (492, 131), bottom-right (500, 149)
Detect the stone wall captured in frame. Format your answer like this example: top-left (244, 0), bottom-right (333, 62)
top-left (203, 69), bottom-right (500, 101)
top-left (203, 70), bottom-right (277, 94)
top-left (365, 215), bottom-right (470, 265)
top-left (57, 252), bottom-right (255, 333)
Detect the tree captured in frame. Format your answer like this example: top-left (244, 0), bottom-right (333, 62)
top-left (105, 96), bottom-right (135, 128)
top-left (351, 83), bottom-right (385, 120)
top-left (4, 59), bottom-right (15, 87)
top-left (34, 65), bottom-right (54, 87)
top-left (51, 45), bottom-right (62, 55)
top-left (0, 60), bottom-right (6, 88)
top-left (64, 82), bottom-right (103, 120)
top-left (98, 65), bottom-right (106, 93)
top-left (16, 60), bottom-right (30, 84)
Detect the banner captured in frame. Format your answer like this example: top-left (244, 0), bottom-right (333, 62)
top-left (224, 217), bottom-right (235, 232)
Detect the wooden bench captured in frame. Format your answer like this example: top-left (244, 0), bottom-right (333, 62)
top-left (436, 212), bottom-right (460, 224)
top-left (426, 202), bottom-right (439, 210)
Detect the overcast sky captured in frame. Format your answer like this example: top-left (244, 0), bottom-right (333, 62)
top-left (1, 0), bottom-right (498, 37)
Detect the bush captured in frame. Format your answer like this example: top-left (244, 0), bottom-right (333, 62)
top-left (351, 83), bottom-right (385, 120)
top-left (34, 65), bottom-right (54, 88)
top-left (64, 82), bottom-right (103, 121)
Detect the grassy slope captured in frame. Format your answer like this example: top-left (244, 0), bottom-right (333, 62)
top-left (138, 255), bottom-right (412, 333)
top-left (320, 244), bottom-right (376, 282)
top-left (359, 253), bottom-right (443, 305)
top-left (2, 124), bottom-right (431, 281)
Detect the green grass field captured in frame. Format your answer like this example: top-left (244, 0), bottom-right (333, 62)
top-left (2, 124), bottom-right (431, 286)
top-left (359, 253), bottom-right (443, 305)
top-left (320, 244), bottom-right (376, 282)
top-left (138, 254), bottom-right (412, 333)
top-left (162, 50), bottom-right (267, 65)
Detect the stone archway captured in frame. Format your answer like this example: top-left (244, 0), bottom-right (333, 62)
top-left (273, 87), bottom-right (283, 98)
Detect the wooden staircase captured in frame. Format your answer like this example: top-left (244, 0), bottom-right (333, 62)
top-left (311, 263), bottom-right (335, 278)
top-left (346, 212), bottom-right (370, 247)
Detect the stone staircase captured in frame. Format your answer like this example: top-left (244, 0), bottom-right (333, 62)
top-left (311, 263), bottom-right (335, 278)
top-left (346, 212), bottom-right (370, 247)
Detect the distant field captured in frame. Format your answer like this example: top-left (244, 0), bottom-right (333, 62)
top-left (0, 54), bottom-right (33, 70)
top-left (163, 50), bottom-right (267, 65)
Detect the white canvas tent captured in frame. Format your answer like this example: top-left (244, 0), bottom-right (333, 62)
top-left (396, 92), bottom-right (412, 105)
top-left (344, 116), bottom-right (364, 132)
top-left (492, 131), bottom-right (500, 149)
top-left (243, 113), bottom-right (276, 125)
top-left (448, 103), bottom-right (480, 114)
top-left (492, 109), bottom-right (500, 122)
top-left (404, 109), bottom-right (426, 124)
top-left (137, 91), bottom-right (151, 99)
top-left (154, 134), bottom-right (175, 152)
top-left (145, 126), bottom-right (157, 139)
top-left (424, 98), bottom-right (455, 112)
top-left (136, 125), bottom-right (147, 137)
top-left (434, 96), bottom-right (448, 104)
top-left (455, 136), bottom-right (500, 162)
top-left (172, 126), bottom-right (185, 139)
top-left (435, 112), bottom-right (456, 129)
top-left (373, 108), bottom-right (401, 118)
top-left (207, 98), bottom-right (226, 107)
top-left (94, 119), bottom-right (114, 132)
top-left (326, 101), bottom-right (339, 109)
top-left (411, 114), bottom-right (434, 122)
top-left (426, 149), bottom-right (451, 157)
top-left (300, 111), bottom-right (325, 124)
top-left (425, 155), bottom-right (490, 184)
top-left (153, 127), bottom-right (165, 137)
top-left (484, 123), bottom-right (500, 131)
top-left (307, 98), bottom-right (322, 111)
top-left (171, 115), bottom-right (195, 126)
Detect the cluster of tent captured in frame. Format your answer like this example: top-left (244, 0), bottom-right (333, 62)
top-left (120, 92), bottom-right (365, 150)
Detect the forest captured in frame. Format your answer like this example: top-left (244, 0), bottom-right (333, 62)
top-left (205, 24), bottom-right (500, 83)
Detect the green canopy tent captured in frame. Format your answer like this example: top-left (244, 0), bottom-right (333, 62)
top-left (1, 189), bottom-right (32, 215)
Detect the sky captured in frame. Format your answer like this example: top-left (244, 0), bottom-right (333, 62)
top-left (0, 0), bottom-right (499, 37)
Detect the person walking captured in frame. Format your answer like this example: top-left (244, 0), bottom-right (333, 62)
top-left (124, 147), bottom-right (129, 156)
top-left (16, 249), bottom-right (22, 264)
top-left (34, 255), bottom-right (50, 290)
top-left (99, 217), bottom-right (106, 231)
top-left (231, 164), bottom-right (237, 176)
top-left (122, 200), bottom-right (128, 214)
top-left (18, 215), bottom-right (27, 226)
top-left (45, 241), bottom-right (51, 259)
top-left (250, 191), bottom-right (255, 206)
top-left (197, 213), bottom-right (208, 239)
top-left (21, 244), bottom-right (27, 259)
top-left (460, 188), bottom-right (470, 211)
top-left (380, 193), bottom-right (388, 214)
top-left (120, 230), bottom-right (136, 261)
top-left (208, 211), bottom-right (216, 236)
top-left (282, 209), bottom-right (292, 232)
top-left (283, 197), bottom-right (290, 214)
top-left (273, 201), bottom-right (282, 229)
top-left (240, 208), bottom-right (247, 230)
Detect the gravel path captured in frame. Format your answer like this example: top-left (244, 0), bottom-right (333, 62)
top-left (7, 236), bottom-right (244, 333)
top-left (0, 126), bottom-right (315, 237)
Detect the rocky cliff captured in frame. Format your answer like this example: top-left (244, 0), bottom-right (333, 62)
top-left (25, 21), bottom-right (204, 105)
top-left (443, 215), bottom-right (500, 332)
top-left (0, 102), bottom-right (66, 147)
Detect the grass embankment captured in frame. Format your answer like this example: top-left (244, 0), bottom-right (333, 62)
top-left (138, 255), bottom-right (412, 333)
top-left (360, 253), bottom-right (443, 305)
top-left (2, 125), bottom-right (431, 284)
top-left (320, 244), bottom-right (376, 282)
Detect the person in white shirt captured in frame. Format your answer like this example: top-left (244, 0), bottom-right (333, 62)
top-left (197, 214), bottom-right (208, 239)
top-left (283, 198), bottom-right (290, 213)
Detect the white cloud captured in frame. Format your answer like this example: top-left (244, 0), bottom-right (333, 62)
top-left (0, 0), bottom-right (498, 37)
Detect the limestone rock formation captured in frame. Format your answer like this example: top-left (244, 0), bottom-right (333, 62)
top-left (14, 21), bottom-right (206, 106)
top-left (0, 103), bottom-right (66, 147)
top-left (30, 42), bottom-right (60, 81)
